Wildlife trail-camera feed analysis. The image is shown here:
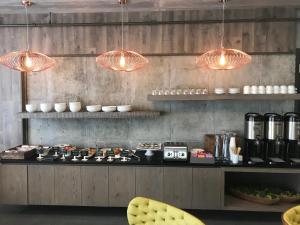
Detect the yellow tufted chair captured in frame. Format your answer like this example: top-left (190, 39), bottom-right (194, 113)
top-left (282, 205), bottom-right (300, 225)
top-left (127, 197), bottom-right (205, 225)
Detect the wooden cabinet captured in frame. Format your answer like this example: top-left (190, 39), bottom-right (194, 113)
top-left (28, 165), bottom-right (55, 205)
top-left (192, 168), bottom-right (222, 209)
top-left (108, 166), bottom-right (136, 207)
top-left (81, 166), bottom-right (109, 206)
top-left (0, 164), bottom-right (27, 205)
top-left (163, 167), bottom-right (193, 209)
top-left (54, 165), bottom-right (81, 206)
top-left (136, 166), bottom-right (163, 201)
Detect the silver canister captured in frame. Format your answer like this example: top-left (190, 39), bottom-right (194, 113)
top-left (264, 113), bottom-right (284, 140)
top-left (284, 113), bottom-right (300, 141)
top-left (245, 113), bottom-right (264, 140)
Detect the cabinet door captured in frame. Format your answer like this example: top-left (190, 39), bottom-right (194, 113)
top-left (54, 166), bottom-right (81, 206)
top-left (163, 167), bottom-right (193, 209)
top-left (192, 168), bottom-right (222, 209)
top-left (81, 166), bottom-right (109, 206)
top-left (136, 166), bottom-right (163, 201)
top-left (28, 165), bottom-right (55, 205)
top-left (0, 164), bottom-right (27, 204)
top-left (108, 166), bottom-right (135, 207)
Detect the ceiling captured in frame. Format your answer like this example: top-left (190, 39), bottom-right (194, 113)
top-left (0, 0), bottom-right (300, 14)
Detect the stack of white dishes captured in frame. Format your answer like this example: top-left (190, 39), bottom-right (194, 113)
top-left (117, 105), bottom-right (132, 112)
top-left (228, 88), bottom-right (240, 94)
top-left (214, 88), bottom-right (225, 95)
top-left (102, 106), bottom-right (117, 112)
top-left (243, 85), bottom-right (297, 95)
top-left (86, 105), bottom-right (101, 112)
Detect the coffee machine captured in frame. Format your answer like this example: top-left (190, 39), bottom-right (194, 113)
top-left (284, 112), bottom-right (300, 164)
top-left (244, 113), bottom-right (265, 164)
top-left (264, 113), bottom-right (286, 165)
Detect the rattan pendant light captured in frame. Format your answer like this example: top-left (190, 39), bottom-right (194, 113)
top-left (196, 0), bottom-right (251, 70)
top-left (96, 0), bottom-right (148, 72)
top-left (0, 0), bottom-right (55, 73)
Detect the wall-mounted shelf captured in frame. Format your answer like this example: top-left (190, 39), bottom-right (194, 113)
top-left (148, 94), bottom-right (300, 101)
top-left (18, 111), bottom-right (161, 119)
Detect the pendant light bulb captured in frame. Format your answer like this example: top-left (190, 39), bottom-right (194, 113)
top-left (24, 53), bottom-right (33, 68)
top-left (120, 54), bottom-right (126, 68)
top-left (219, 53), bottom-right (226, 66)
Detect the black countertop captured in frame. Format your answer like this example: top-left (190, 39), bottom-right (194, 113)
top-left (1, 151), bottom-right (300, 169)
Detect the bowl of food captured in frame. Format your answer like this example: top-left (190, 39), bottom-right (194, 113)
top-left (102, 106), bottom-right (117, 112)
top-left (25, 104), bottom-right (37, 113)
top-left (40, 103), bottom-right (53, 113)
top-left (54, 103), bottom-right (67, 113)
top-left (117, 105), bottom-right (132, 112)
top-left (86, 105), bottom-right (101, 112)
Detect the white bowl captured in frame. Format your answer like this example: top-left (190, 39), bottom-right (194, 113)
top-left (55, 103), bottom-right (67, 113)
top-left (26, 104), bottom-right (37, 113)
top-left (117, 105), bottom-right (132, 112)
top-left (214, 88), bottom-right (225, 95)
top-left (40, 103), bottom-right (53, 113)
top-left (102, 106), bottom-right (117, 112)
top-left (86, 105), bottom-right (102, 112)
top-left (69, 102), bottom-right (81, 112)
top-left (228, 88), bottom-right (240, 94)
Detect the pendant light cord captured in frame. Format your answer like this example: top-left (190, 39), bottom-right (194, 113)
top-left (121, 2), bottom-right (124, 50)
top-left (220, 0), bottom-right (225, 49)
top-left (25, 4), bottom-right (30, 51)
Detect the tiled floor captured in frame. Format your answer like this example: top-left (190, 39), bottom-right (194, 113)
top-left (0, 205), bottom-right (281, 225)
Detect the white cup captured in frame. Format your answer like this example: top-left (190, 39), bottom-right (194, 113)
top-left (258, 86), bottom-right (266, 94)
top-left (273, 85), bottom-right (280, 94)
top-left (250, 85), bottom-right (258, 94)
top-left (40, 103), bottom-right (53, 113)
top-left (288, 85), bottom-right (297, 94)
top-left (266, 85), bottom-right (273, 94)
top-left (69, 102), bottom-right (81, 112)
top-left (231, 154), bottom-right (239, 165)
top-left (55, 103), bottom-right (67, 113)
top-left (243, 86), bottom-right (251, 94)
top-left (280, 85), bottom-right (288, 94)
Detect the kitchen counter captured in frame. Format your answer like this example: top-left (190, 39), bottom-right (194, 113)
top-left (0, 153), bottom-right (299, 212)
top-left (1, 150), bottom-right (300, 169)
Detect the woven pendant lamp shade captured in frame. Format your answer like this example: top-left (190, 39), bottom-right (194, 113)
top-left (96, 50), bottom-right (148, 72)
top-left (0, 0), bottom-right (55, 73)
top-left (0, 51), bottom-right (55, 73)
top-left (196, 48), bottom-right (251, 70)
top-left (197, 0), bottom-right (251, 70)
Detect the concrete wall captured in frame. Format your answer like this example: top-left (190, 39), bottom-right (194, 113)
top-left (27, 55), bottom-right (295, 147)
top-left (0, 8), bottom-right (297, 148)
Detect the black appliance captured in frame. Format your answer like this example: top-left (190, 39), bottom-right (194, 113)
top-left (244, 113), bottom-right (265, 164)
top-left (264, 113), bottom-right (286, 165)
top-left (284, 112), bottom-right (300, 164)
